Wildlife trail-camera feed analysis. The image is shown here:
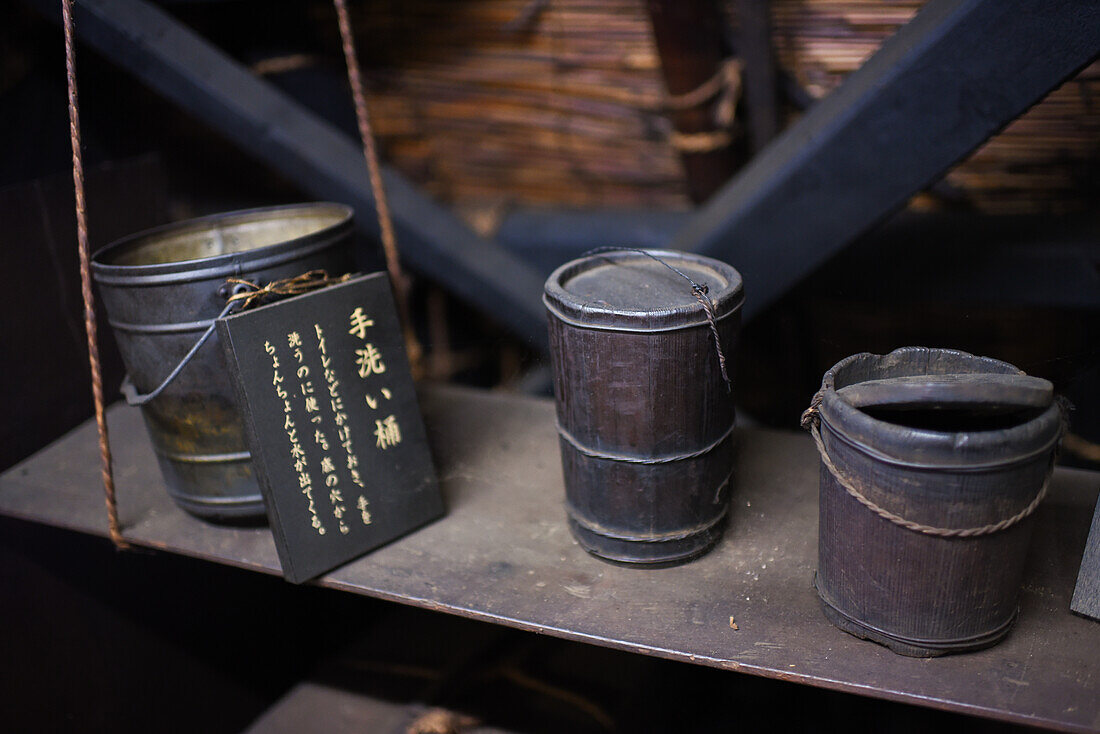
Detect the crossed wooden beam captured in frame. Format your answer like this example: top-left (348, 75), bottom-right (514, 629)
top-left (30, 0), bottom-right (1100, 346)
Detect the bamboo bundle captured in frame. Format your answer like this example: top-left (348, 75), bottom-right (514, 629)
top-left (302, 0), bottom-right (1098, 216)
top-left (321, 0), bottom-right (686, 210)
top-left (756, 1), bottom-right (1099, 214)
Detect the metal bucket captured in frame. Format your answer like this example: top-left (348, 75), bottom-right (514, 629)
top-left (806, 347), bottom-right (1064, 656)
top-left (545, 249), bottom-right (744, 566)
top-left (92, 203), bottom-right (356, 521)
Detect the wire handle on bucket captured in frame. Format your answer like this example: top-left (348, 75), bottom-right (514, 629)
top-left (120, 301), bottom-right (237, 407)
top-left (800, 392), bottom-right (1062, 538)
top-left (121, 270), bottom-right (350, 406)
top-left (579, 247), bottom-right (732, 391)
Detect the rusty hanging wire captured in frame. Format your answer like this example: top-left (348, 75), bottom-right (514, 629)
top-left (63, 0), bottom-right (127, 549)
top-left (332, 0), bottom-right (424, 376)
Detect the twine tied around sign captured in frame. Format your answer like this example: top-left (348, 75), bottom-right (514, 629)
top-left (225, 270), bottom-right (353, 310)
top-left (800, 390), bottom-right (1065, 538)
top-left (579, 247), bottom-right (732, 391)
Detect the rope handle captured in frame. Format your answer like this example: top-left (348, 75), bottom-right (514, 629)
top-left (800, 393), bottom-right (1057, 538)
top-left (122, 270), bottom-right (349, 406)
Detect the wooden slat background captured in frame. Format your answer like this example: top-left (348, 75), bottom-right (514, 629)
top-left (296, 0), bottom-right (1099, 217)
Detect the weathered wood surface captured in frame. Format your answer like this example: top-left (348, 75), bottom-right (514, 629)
top-left (1, 385), bottom-right (1097, 731)
top-left (835, 373), bottom-right (1054, 412)
top-left (1072, 498), bottom-right (1100, 622)
top-left (734, 0), bottom-right (782, 152)
top-left (245, 682), bottom-right (514, 734)
top-left (544, 250), bottom-right (742, 565)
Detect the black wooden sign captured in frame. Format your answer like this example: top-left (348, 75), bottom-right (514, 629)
top-left (217, 272), bottom-right (444, 583)
top-left (1071, 495), bottom-right (1100, 622)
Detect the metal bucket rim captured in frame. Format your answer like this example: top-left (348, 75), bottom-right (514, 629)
top-left (91, 202), bottom-right (354, 281)
top-left (818, 347), bottom-right (1062, 468)
top-left (544, 248), bottom-right (744, 331)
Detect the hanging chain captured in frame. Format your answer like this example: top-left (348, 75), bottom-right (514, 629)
top-left (63, 0), bottom-right (127, 549)
top-left (332, 0), bottom-right (424, 376)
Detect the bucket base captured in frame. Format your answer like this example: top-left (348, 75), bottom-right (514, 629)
top-left (167, 489), bottom-right (267, 522)
top-left (154, 451), bottom-right (267, 523)
top-left (816, 584), bottom-right (1018, 657)
top-left (567, 514), bottom-right (726, 568)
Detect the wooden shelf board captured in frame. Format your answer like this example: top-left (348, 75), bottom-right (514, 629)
top-left (244, 682), bottom-right (514, 734)
top-left (1, 385), bottom-right (1097, 732)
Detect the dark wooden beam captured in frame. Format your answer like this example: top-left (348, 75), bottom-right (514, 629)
top-left (495, 208), bottom-right (1100, 311)
top-left (646, 0), bottom-right (738, 203)
top-left (29, 0), bottom-right (549, 348)
top-left (734, 0), bottom-right (780, 151)
top-left (670, 0), bottom-right (1100, 320)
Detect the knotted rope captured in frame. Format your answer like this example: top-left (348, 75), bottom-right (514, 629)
top-left (663, 58), bottom-right (743, 114)
top-left (668, 129), bottom-right (734, 154)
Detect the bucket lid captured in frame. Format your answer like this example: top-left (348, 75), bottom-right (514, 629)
top-left (544, 249), bottom-right (744, 332)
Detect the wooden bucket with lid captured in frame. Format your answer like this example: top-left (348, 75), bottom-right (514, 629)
top-left (544, 249), bottom-right (744, 566)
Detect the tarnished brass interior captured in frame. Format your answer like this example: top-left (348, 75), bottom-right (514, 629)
top-left (104, 206), bottom-right (348, 266)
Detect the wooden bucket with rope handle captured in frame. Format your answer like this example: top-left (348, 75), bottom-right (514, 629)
top-left (802, 347), bottom-right (1066, 657)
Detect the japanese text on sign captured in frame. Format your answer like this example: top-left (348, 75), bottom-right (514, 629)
top-left (257, 301), bottom-right (417, 541)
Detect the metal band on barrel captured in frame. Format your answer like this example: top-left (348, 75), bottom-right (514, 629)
top-left (567, 492), bottom-right (731, 543)
top-left (556, 422), bottom-right (734, 465)
top-left (154, 447), bottom-right (252, 464)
